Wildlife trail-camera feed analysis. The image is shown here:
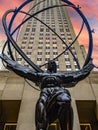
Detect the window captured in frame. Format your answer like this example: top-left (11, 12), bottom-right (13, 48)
top-left (52, 33), bottom-right (56, 36)
top-left (61, 33), bottom-right (65, 36)
top-left (66, 65), bottom-right (71, 68)
top-left (60, 28), bottom-right (64, 32)
top-left (53, 52), bottom-right (58, 55)
top-left (46, 46), bottom-right (50, 49)
top-left (26, 28), bottom-right (30, 32)
top-left (28, 21), bottom-right (32, 24)
top-left (4, 123), bottom-right (16, 130)
top-left (74, 61), bottom-right (77, 65)
top-left (37, 58), bottom-right (42, 61)
top-left (46, 37), bottom-right (50, 40)
top-left (64, 54), bottom-right (69, 59)
top-left (40, 33), bottom-right (43, 36)
top-left (46, 42), bottom-right (50, 44)
top-left (30, 37), bottom-right (34, 40)
top-left (53, 42), bottom-right (57, 44)
top-left (64, 51), bottom-right (68, 55)
top-left (27, 52), bottom-right (32, 55)
top-left (51, 25), bottom-right (55, 27)
top-left (24, 33), bottom-right (29, 36)
top-left (52, 28), bottom-right (55, 31)
top-left (46, 52), bottom-right (50, 55)
top-left (17, 58), bottom-right (22, 61)
top-left (76, 101), bottom-right (98, 130)
top-left (39, 37), bottom-right (43, 40)
top-left (22, 41), bottom-right (26, 44)
top-left (40, 28), bottom-right (44, 32)
top-left (68, 37), bottom-right (72, 40)
top-left (65, 58), bottom-right (70, 61)
top-left (32, 24), bottom-right (36, 27)
top-left (53, 47), bottom-right (57, 49)
top-left (62, 38), bottom-right (66, 41)
top-left (66, 28), bottom-right (70, 32)
top-left (80, 123), bottom-right (92, 130)
top-left (45, 58), bottom-right (50, 61)
top-left (38, 46), bottom-right (43, 49)
top-left (29, 41), bottom-right (33, 44)
top-left (65, 61), bottom-right (71, 65)
top-left (48, 123), bottom-right (58, 130)
top-left (39, 42), bottom-right (43, 44)
top-left (32, 28), bottom-right (36, 32)
top-left (67, 33), bottom-right (71, 36)
top-left (27, 24), bottom-right (31, 27)
top-left (21, 46), bottom-right (25, 49)
top-left (28, 46), bottom-right (32, 49)
top-left (23, 36), bottom-right (27, 40)
top-left (31, 33), bottom-right (35, 36)
top-left (46, 33), bottom-right (50, 36)
top-left (65, 25), bottom-right (68, 27)
top-left (75, 64), bottom-right (79, 70)
top-left (46, 28), bottom-right (50, 32)
top-left (38, 52), bottom-right (42, 55)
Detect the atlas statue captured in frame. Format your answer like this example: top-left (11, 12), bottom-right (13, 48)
top-left (0, 0), bottom-right (97, 130)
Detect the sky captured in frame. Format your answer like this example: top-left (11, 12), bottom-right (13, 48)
top-left (0, 0), bottom-right (98, 69)
top-left (70, 0), bottom-right (98, 69)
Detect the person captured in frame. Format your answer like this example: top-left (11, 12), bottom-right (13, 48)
top-left (0, 54), bottom-right (94, 130)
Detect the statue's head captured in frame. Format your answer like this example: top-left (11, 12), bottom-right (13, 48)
top-left (47, 60), bottom-right (57, 73)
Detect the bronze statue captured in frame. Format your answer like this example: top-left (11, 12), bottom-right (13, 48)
top-left (0, 54), bottom-right (94, 130)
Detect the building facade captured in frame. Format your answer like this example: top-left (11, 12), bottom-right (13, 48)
top-left (0, 40), bottom-right (6, 70)
top-left (0, 0), bottom-right (98, 130)
top-left (0, 71), bottom-right (98, 130)
top-left (17, 0), bottom-right (84, 71)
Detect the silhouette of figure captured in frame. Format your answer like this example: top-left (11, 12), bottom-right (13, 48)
top-left (35, 61), bottom-right (73, 130)
top-left (0, 54), bottom-right (94, 130)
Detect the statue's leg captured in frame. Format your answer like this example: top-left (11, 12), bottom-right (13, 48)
top-left (35, 96), bottom-right (48, 130)
top-left (69, 106), bottom-right (73, 130)
top-left (58, 102), bottom-right (70, 130)
top-left (57, 91), bottom-right (73, 130)
top-left (59, 103), bottom-right (73, 130)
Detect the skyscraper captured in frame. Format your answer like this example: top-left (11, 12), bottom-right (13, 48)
top-left (17, 0), bottom-right (84, 72)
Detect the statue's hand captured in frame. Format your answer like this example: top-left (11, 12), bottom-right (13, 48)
top-left (82, 59), bottom-right (94, 74)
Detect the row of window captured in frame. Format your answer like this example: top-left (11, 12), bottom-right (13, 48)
top-left (19, 0), bottom-right (79, 71)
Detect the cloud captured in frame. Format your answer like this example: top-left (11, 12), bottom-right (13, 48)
top-left (70, 0), bottom-right (98, 19)
top-left (0, 0), bottom-right (29, 40)
top-left (0, 0), bottom-right (29, 22)
top-left (0, 33), bottom-right (6, 42)
top-left (67, 0), bottom-right (98, 66)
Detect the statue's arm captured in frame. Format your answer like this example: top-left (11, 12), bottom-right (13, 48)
top-left (61, 59), bottom-right (94, 87)
top-left (72, 60), bottom-right (94, 82)
top-left (0, 54), bottom-right (40, 83)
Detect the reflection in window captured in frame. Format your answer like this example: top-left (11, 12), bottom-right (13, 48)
top-left (4, 123), bottom-right (16, 130)
top-left (48, 123), bottom-right (57, 130)
top-left (80, 123), bottom-right (92, 130)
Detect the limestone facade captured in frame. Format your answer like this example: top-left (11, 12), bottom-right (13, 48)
top-left (0, 71), bottom-right (98, 130)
